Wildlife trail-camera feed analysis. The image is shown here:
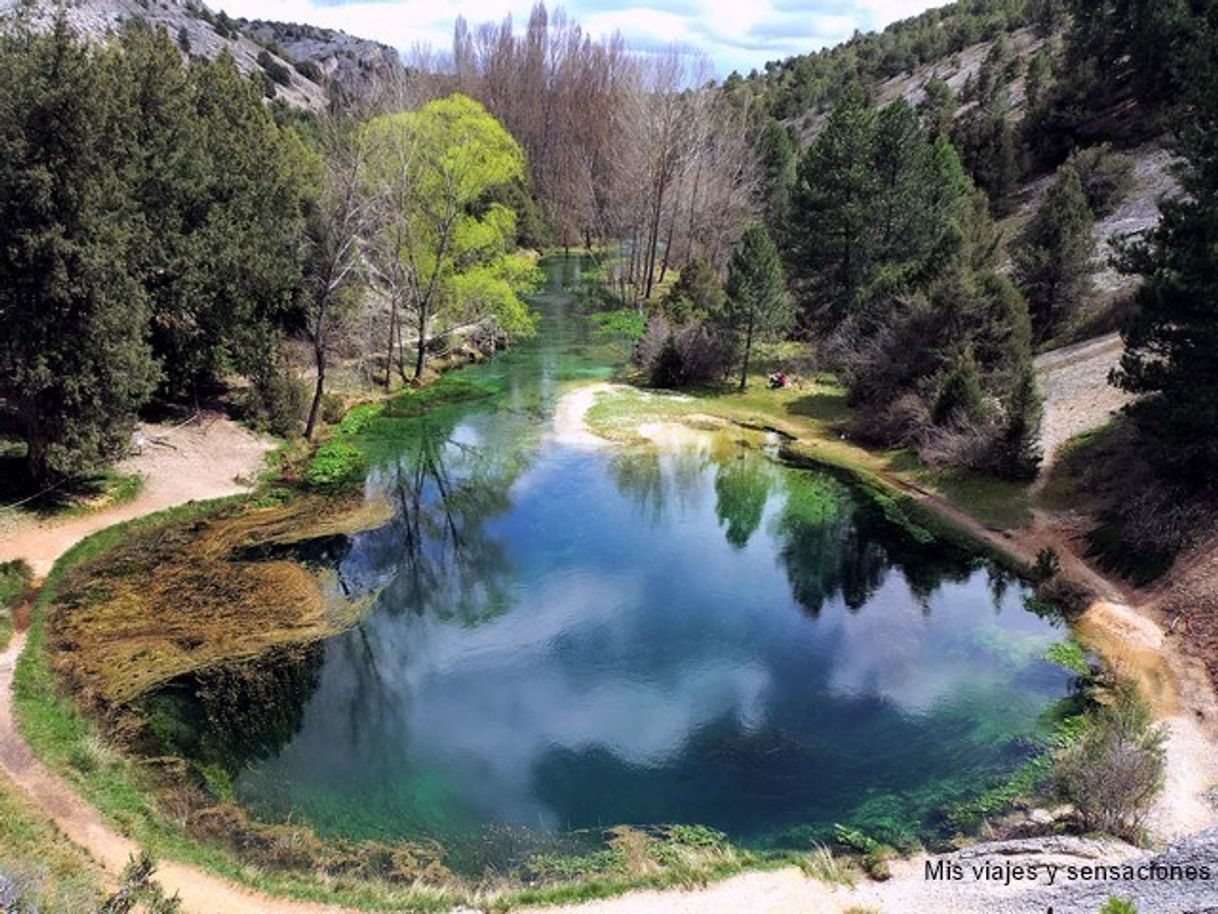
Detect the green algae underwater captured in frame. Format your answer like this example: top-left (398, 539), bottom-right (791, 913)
top-left (138, 256), bottom-right (1079, 876)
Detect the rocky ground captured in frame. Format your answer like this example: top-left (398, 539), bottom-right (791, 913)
top-left (1033, 332), bottom-right (1132, 468)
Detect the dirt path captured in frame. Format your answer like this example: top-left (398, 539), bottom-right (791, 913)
top-left (0, 413), bottom-right (275, 576)
top-left (0, 415), bottom-right (362, 912)
top-left (0, 633), bottom-right (353, 914)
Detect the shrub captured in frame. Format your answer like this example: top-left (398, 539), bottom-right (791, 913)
top-left (1099, 897), bottom-right (1138, 914)
top-left (1054, 687), bottom-right (1166, 841)
top-left (99, 852), bottom-right (180, 913)
top-left (320, 392), bottom-right (346, 425)
top-left (638, 315), bottom-right (730, 389)
top-left (236, 371), bottom-right (310, 438)
top-left (305, 441), bottom-right (366, 490)
top-left (1032, 547), bottom-right (1061, 582)
top-left (293, 59), bottom-right (323, 82)
top-left (650, 335), bottom-right (685, 388)
top-left (257, 49), bottom-right (292, 86)
top-left (1067, 145), bottom-right (1136, 218)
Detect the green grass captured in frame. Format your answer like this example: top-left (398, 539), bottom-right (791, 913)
top-left (914, 467), bottom-right (1034, 530)
top-left (305, 440), bottom-right (368, 490)
top-left (1036, 421), bottom-right (1122, 513)
top-left (0, 777), bottom-right (104, 913)
top-left (584, 377), bottom-right (1033, 573)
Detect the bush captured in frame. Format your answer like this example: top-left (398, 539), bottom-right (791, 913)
top-left (1054, 687), bottom-right (1166, 841)
top-left (293, 59), bottom-right (323, 83)
top-left (1032, 547), bottom-right (1061, 582)
top-left (650, 335), bottom-right (685, 388)
top-left (1067, 145), bottom-right (1136, 218)
top-left (1100, 897), bottom-right (1138, 914)
top-left (320, 392), bottom-right (346, 425)
top-left (99, 852), bottom-right (180, 913)
top-left (305, 441), bottom-right (366, 490)
top-left (638, 315), bottom-right (730, 389)
top-left (238, 371), bottom-right (310, 438)
top-left (257, 49), bottom-right (292, 87)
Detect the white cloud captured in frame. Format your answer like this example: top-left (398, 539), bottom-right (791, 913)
top-left (216, 0), bottom-right (943, 77)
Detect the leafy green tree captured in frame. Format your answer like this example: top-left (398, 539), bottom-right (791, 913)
top-left (0, 22), bottom-right (158, 482)
top-left (724, 224), bottom-right (790, 390)
top-left (364, 94), bottom-right (538, 381)
top-left (1013, 163), bottom-right (1096, 342)
top-left (1114, 29), bottom-right (1218, 486)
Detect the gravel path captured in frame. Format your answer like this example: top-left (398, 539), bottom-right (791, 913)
top-left (1034, 333), bottom-right (1133, 469)
top-left (0, 413), bottom-right (274, 576)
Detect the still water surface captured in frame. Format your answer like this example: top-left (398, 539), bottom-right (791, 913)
top-left (233, 259), bottom-right (1072, 862)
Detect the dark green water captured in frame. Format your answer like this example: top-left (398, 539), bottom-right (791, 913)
top-left (229, 258), bottom-right (1073, 866)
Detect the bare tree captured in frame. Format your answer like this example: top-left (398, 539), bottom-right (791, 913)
top-left (303, 116), bottom-right (369, 440)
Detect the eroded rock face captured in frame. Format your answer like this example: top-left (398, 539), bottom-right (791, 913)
top-left (0, 0), bottom-right (331, 109)
top-left (241, 19), bottom-right (405, 102)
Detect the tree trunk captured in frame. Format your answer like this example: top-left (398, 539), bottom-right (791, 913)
top-left (739, 314), bottom-right (755, 392)
top-left (414, 305), bottom-right (429, 380)
top-left (658, 208), bottom-right (677, 286)
top-left (385, 298), bottom-right (397, 390)
top-left (305, 358), bottom-right (326, 443)
top-left (305, 300), bottom-right (328, 441)
top-left (25, 427), bottom-right (50, 486)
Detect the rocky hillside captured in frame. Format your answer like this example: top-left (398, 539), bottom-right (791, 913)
top-left (240, 19), bottom-right (404, 102)
top-left (0, 0), bottom-right (403, 108)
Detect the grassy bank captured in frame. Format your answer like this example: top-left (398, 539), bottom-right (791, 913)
top-left (12, 501), bottom-right (468, 912)
top-left (0, 775), bottom-right (104, 913)
top-left (583, 378), bottom-right (1035, 575)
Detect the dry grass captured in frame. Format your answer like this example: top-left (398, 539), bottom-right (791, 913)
top-left (48, 494), bottom-right (389, 709)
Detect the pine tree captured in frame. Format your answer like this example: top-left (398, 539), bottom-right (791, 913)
top-left (1113, 26), bottom-right (1218, 485)
top-left (0, 22), bottom-right (158, 483)
top-left (1013, 163), bottom-right (1096, 343)
top-left (757, 119), bottom-right (796, 240)
top-left (789, 96), bottom-right (968, 332)
top-left (788, 93), bottom-right (878, 330)
top-left (918, 77), bottom-right (956, 140)
top-left (724, 224), bottom-right (790, 391)
top-left (185, 52), bottom-right (314, 397)
top-left (661, 257), bottom-right (723, 325)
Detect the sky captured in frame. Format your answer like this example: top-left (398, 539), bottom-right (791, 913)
top-left (217, 0), bottom-right (943, 77)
